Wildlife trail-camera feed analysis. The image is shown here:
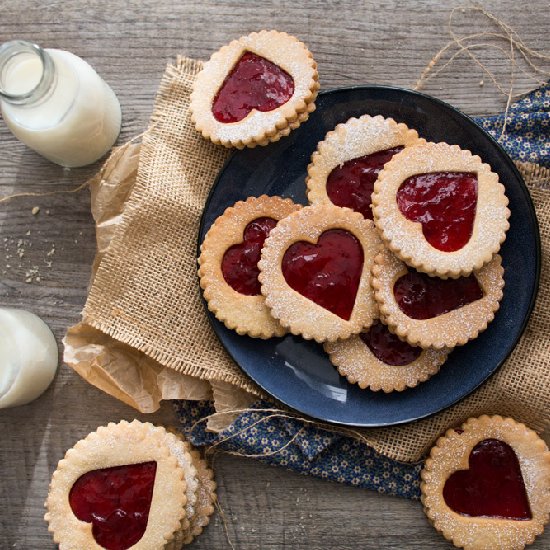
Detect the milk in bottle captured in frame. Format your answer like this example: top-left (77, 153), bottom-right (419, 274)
top-left (0, 40), bottom-right (121, 168)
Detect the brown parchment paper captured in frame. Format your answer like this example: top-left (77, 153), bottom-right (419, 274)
top-left (65, 57), bottom-right (549, 462)
top-left (64, 142), bottom-right (213, 412)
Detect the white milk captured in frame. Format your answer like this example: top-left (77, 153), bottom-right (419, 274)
top-left (0, 308), bottom-right (58, 408)
top-left (0, 42), bottom-right (121, 168)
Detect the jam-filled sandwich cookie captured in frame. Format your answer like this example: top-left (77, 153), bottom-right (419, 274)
top-left (190, 30), bottom-right (319, 149)
top-left (179, 450), bottom-right (217, 546)
top-left (421, 415), bottom-right (550, 550)
top-left (199, 195), bottom-right (301, 338)
top-left (372, 142), bottom-right (510, 278)
top-left (307, 115), bottom-right (423, 219)
top-left (258, 203), bottom-right (381, 342)
top-left (324, 317), bottom-right (450, 392)
top-left (166, 448), bottom-right (216, 548)
top-left (45, 421), bottom-right (192, 550)
top-left (372, 246), bottom-right (504, 349)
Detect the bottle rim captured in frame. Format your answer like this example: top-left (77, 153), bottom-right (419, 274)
top-left (0, 40), bottom-right (54, 105)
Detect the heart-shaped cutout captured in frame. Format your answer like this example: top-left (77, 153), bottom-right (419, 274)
top-left (396, 171), bottom-right (478, 252)
top-left (222, 217), bottom-right (277, 296)
top-left (361, 321), bottom-right (421, 365)
top-left (443, 438), bottom-right (532, 520)
top-left (393, 268), bottom-right (483, 320)
top-left (281, 229), bottom-right (364, 320)
top-left (327, 146), bottom-right (403, 219)
top-left (212, 51), bottom-right (295, 123)
top-left (69, 461), bottom-right (157, 550)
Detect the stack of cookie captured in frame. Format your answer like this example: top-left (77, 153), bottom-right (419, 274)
top-left (199, 114), bottom-right (510, 393)
top-left (190, 30), bottom-right (319, 149)
top-left (45, 420), bottom-right (215, 549)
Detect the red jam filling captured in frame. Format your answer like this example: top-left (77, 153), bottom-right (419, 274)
top-left (69, 461), bottom-right (157, 550)
top-left (212, 51), bottom-right (295, 123)
top-left (326, 146), bottom-right (404, 219)
top-left (443, 439), bottom-right (532, 520)
top-left (396, 171), bottom-right (478, 252)
top-left (360, 321), bottom-right (422, 366)
top-left (222, 217), bottom-right (277, 296)
top-left (281, 229), bottom-right (364, 320)
top-left (393, 268), bottom-right (483, 320)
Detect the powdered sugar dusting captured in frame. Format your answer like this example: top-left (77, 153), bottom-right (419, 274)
top-left (190, 30), bottom-right (319, 147)
top-left (199, 195), bottom-right (300, 338)
top-left (421, 416), bottom-right (550, 549)
top-left (163, 431), bottom-right (198, 522)
top-left (259, 203), bottom-right (381, 342)
top-left (324, 325), bottom-right (449, 392)
top-left (307, 114), bottom-right (424, 206)
top-left (372, 247), bottom-right (504, 349)
top-left (372, 142), bottom-right (511, 278)
top-left (45, 421), bottom-right (188, 549)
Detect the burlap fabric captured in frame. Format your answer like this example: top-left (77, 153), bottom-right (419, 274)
top-left (83, 57), bottom-right (549, 462)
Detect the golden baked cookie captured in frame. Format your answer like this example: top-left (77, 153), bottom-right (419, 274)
top-left (324, 318), bottom-right (450, 392)
top-left (252, 104), bottom-right (315, 147)
top-left (307, 115), bottom-right (423, 218)
top-left (199, 195), bottom-right (301, 338)
top-left (421, 415), bottom-right (550, 550)
top-left (258, 203), bottom-right (381, 342)
top-left (160, 431), bottom-right (199, 547)
top-left (183, 450), bottom-right (217, 545)
top-left (45, 420), bottom-right (188, 550)
top-left (165, 447), bottom-right (216, 548)
top-left (371, 247), bottom-right (504, 349)
top-left (371, 142), bottom-right (510, 278)
top-left (190, 30), bottom-right (319, 148)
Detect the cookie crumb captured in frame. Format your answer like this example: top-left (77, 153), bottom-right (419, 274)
top-left (31, 206), bottom-right (40, 215)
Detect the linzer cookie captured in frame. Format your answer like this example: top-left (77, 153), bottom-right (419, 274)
top-left (161, 432), bottom-right (199, 547)
top-left (371, 142), bottom-right (510, 278)
top-left (372, 246), bottom-right (504, 349)
top-left (324, 318), bottom-right (450, 392)
top-left (198, 195), bottom-right (301, 338)
top-left (421, 415), bottom-right (550, 550)
top-left (258, 203), bottom-right (381, 342)
top-left (45, 420), bottom-right (188, 550)
top-left (190, 30), bottom-right (319, 148)
top-left (181, 450), bottom-right (217, 545)
top-left (45, 421), bottom-right (216, 550)
top-left (166, 447), bottom-right (216, 548)
top-left (307, 115), bottom-right (423, 219)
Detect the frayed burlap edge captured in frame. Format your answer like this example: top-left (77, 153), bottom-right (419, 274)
top-left (83, 57), bottom-right (261, 397)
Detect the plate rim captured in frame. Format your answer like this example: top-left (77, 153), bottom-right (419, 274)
top-left (197, 85), bottom-right (541, 427)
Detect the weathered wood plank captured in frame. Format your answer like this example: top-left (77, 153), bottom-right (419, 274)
top-left (1, 1), bottom-right (548, 548)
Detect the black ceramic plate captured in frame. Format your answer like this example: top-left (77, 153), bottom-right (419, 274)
top-left (198, 86), bottom-right (540, 427)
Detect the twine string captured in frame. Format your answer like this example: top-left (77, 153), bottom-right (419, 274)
top-left (0, 128), bottom-right (152, 205)
top-left (214, 494), bottom-right (236, 550)
top-left (189, 407), bottom-right (424, 464)
top-left (415, 4), bottom-right (550, 99)
top-left (0, 180), bottom-right (89, 204)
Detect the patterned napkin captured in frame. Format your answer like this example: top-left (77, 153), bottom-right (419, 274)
top-left (174, 82), bottom-right (549, 499)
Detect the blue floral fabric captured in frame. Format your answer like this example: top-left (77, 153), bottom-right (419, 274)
top-left (174, 82), bottom-right (549, 500)
top-left (174, 400), bottom-right (423, 499)
top-left (473, 81), bottom-right (549, 167)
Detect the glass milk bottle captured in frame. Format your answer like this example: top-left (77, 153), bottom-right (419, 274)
top-left (0, 40), bottom-right (121, 168)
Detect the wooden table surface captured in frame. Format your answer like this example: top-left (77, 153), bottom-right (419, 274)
top-left (1, 1), bottom-right (549, 548)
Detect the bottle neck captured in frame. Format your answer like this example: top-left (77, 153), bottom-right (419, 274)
top-left (0, 40), bottom-right (55, 106)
